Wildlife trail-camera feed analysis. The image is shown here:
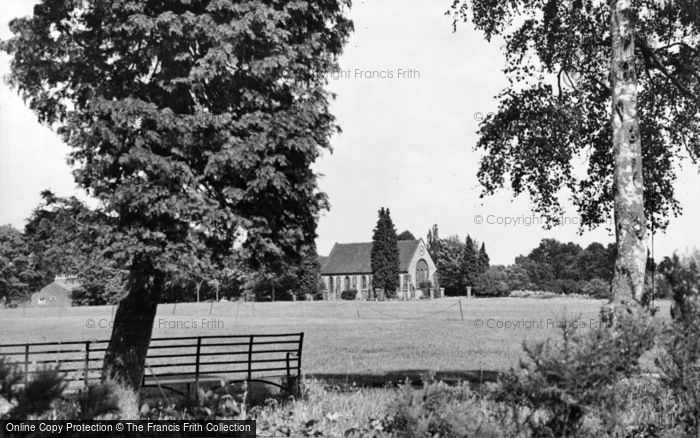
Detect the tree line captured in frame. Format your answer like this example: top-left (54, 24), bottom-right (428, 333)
top-left (427, 231), bottom-right (620, 298)
top-left (0, 191), bottom-right (323, 306)
top-left (425, 224), bottom-right (490, 296)
top-left (431, 232), bottom-right (691, 300)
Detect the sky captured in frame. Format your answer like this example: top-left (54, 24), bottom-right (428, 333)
top-left (1, 0), bottom-right (699, 265)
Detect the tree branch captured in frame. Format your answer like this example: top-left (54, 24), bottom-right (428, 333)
top-left (638, 38), bottom-right (700, 104)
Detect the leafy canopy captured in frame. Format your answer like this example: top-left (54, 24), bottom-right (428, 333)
top-left (397, 230), bottom-right (416, 240)
top-left (23, 191), bottom-right (126, 305)
top-left (0, 225), bottom-right (40, 304)
top-left (1, 0), bottom-right (353, 280)
top-left (450, 0), bottom-right (700, 231)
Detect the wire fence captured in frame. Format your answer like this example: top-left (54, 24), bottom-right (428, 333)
top-left (0, 298), bottom-right (470, 335)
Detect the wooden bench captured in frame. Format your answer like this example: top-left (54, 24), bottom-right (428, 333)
top-left (0, 332), bottom-right (304, 396)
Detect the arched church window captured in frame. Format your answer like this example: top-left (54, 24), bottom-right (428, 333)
top-left (416, 259), bottom-right (429, 284)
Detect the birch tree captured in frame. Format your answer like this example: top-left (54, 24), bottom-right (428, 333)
top-left (450, 0), bottom-right (700, 304)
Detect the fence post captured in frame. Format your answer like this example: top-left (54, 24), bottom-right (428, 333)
top-left (459, 299), bottom-right (464, 321)
top-left (247, 335), bottom-right (253, 381)
top-left (295, 333), bottom-right (304, 394)
top-left (24, 344), bottom-right (29, 386)
top-left (84, 341), bottom-right (91, 388)
top-left (195, 337), bottom-right (202, 399)
top-left (285, 352), bottom-right (291, 381)
top-left (297, 332), bottom-right (304, 375)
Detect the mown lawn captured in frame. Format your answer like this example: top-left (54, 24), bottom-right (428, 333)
top-left (0, 297), bottom-right (670, 385)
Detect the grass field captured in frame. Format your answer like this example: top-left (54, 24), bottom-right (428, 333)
top-left (0, 297), bottom-right (671, 386)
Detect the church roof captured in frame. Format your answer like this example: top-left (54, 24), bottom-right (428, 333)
top-left (35, 277), bottom-right (81, 296)
top-left (321, 240), bottom-right (421, 275)
top-left (34, 283), bottom-right (73, 298)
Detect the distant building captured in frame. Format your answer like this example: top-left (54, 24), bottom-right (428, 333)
top-left (321, 239), bottom-right (437, 300)
top-left (30, 275), bottom-right (80, 307)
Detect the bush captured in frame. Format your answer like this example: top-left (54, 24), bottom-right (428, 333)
top-left (655, 254), bottom-right (700, 436)
top-left (55, 382), bottom-right (121, 420)
top-left (491, 309), bottom-right (657, 436)
top-left (509, 290), bottom-right (557, 299)
top-left (417, 281), bottom-right (432, 290)
top-left (581, 278), bottom-right (610, 299)
top-left (417, 281), bottom-right (432, 298)
top-left (388, 377), bottom-right (505, 437)
top-left (314, 279), bottom-right (326, 300)
top-left (340, 289), bottom-right (357, 300)
top-left (548, 278), bottom-right (585, 295)
top-left (0, 359), bottom-right (66, 419)
top-left (0, 357), bottom-right (119, 420)
top-left (474, 266), bottom-right (511, 297)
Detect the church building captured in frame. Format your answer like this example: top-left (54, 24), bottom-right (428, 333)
top-left (320, 239), bottom-right (437, 300)
top-left (30, 275), bottom-right (80, 307)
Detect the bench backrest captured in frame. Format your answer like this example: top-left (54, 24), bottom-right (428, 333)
top-left (0, 333), bottom-right (304, 389)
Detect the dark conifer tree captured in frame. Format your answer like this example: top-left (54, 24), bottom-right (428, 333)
top-left (478, 243), bottom-right (490, 275)
top-left (371, 208), bottom-right (399, 297)
top-left (461, 235), bottom-right (479, 291)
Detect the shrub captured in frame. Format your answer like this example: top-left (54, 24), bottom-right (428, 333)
top-left (550, 278), bottom-right (585, 295)
top-left (0, 358), bottom-right (120, 420)
top-left (340, 289), bottom-right (357, 300)
top-left (581, 278), bottom-right (610, 299)
top-left (509, 290), bottom-right (557, 299)
top-left (0, 359), bottom-right (66, 419)
top-left (388, 377), bottom-right (505, 437)
top-left (417, 281), bottom-right (432, 290)
top-left (417, 281), bottom-right (432, 298)
top-left (474, 266), bottom-right (511, 296)
top-left (55, 381), bottom-right (121, 420)
top-left (491, 309), bottom-right (657, 436)
top-left (655, 254), bottom-right (700, 436)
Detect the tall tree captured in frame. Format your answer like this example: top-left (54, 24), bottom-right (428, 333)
top-left (518, 239), bottom-right (584, 283)
top-left (296, 245), bottom-right (322, 299)
top-left (478, 242), bottom-right (490, 275)
top-left (0, 225), bottom-right (39, 304)
top-left (23, 191), bottom-right (125, 305)
top-left (426, 224), bottom-right (443, 289)
top-left (577, 242), bottom-right (616, 282)
top-left (432, 235), bottom-right (466, 296)
top-left (426, 224), bottom-right (441, 257)
top-left (450, 0), bottom-right (700, 304)
top-left (609, 0), bottom-right (644, 304)
top-left (397, 230), bottom-right (416, 240)
top-left (371, 208), bottom-right (399, 296)
top-left (461, 235), bottom-right (479, 290)
top-left (2, 0), bottom-right (351, 397)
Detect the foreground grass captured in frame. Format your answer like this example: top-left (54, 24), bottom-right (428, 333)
top-left (254, 379), bottom-right (401, 437)
top-left (243, 376), bottom-right (681, 437)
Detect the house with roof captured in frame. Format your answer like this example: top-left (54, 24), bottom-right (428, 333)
top-left (30, 275), bottom-right (80, 307)
top-left (320, 239), bottom-right (437, 300)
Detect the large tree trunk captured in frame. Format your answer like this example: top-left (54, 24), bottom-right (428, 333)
top-left (610, 0), bottom-right (646, 305)
top-left (101, 257), bottom-right (163, 397)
